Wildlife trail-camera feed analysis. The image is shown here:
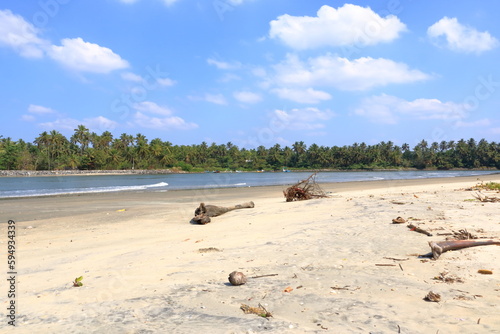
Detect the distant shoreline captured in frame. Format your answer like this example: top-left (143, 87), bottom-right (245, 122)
top-left (0, 167), bottom-right (497, 178)
top-left (0, 169), bottom-right (179, 177)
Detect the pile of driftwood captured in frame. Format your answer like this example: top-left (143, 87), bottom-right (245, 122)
top-left (283, 173), bottom-right (328, 202)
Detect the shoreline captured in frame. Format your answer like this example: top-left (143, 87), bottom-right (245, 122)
top-left (2, 174), bottom-right (498, 223)
top-left (0, 172), bottom-right (498, 201)
top-left (0, 170), bottom-right (498, 201)
top-left (1, 167), bottom-right (498, 178)
top-left (0, 169), bottom-right (179, 177)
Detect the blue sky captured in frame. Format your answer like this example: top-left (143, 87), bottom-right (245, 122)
top-left (1, 0), bottom-right (499, 148)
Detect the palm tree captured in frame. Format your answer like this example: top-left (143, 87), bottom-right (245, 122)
top-left (99, 131), bottom-right (113, 151)
top-left (34, 131), bottom-right (51, 169)
top-left (134, 133), bottom-right (149, 167)
top-left (292, 141), bottom-right (307, 167)
top-left (71, 125), bottom-right (90, 155)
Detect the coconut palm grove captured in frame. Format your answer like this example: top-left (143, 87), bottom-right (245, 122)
top-left (0, 126), bottom-right (499, 172)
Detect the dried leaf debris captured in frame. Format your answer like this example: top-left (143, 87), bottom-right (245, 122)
top-left (240, 303), bottom-right (272, 318)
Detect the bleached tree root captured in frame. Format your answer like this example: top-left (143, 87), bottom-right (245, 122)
top-left (429, 239), bottom-right (500, 260)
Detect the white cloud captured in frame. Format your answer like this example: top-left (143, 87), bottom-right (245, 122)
top-left (28, 104), bottom-right (56, 114)
top-left (48, 37), bottom-right (129, 73)
top-left (132, 112), bottom-right (198, 130)
top-left (219, 73), bottom-right (241, 82)
top-left (272, 87), bottom-right (331, 104)
top-left (118, 0), bottom-right (181, 5)
top-left (39, 118), bottom-right (80, 131)
top-left (39, 116), bottom-right (118, 131)
top-left (269, 4), bottom-right (406, 50)
top-left (157, 77), bottom-right (176, 86)
top-left (86, 116), bottom-right (119, 130)
top-left (427, 17), bottom-right (498, 54)
top-left (354, 94), bottom-right (469, 124)
top-left (21, 115), bottom-right (36, 122)
top-left (122, 72), bottom-right (176, 87)
top-left (162, 0), bottom-right (180, 6)
top-left (272, 53), bottom-right (430, 91)
top-left (0, 9), bottom-right (47, 58)
top-left (272, 107), bottom-right (334, 130)
top-left (207, 58), bottom-right (241, 70)
top-left (252, 67), bottom-right (267, 77)
top-left (233, 91), bottom-right (262, 104)
top-left (0, 10), bottom-right (130, 74)
top-left (454, 118), bottom-right (491, 128)
top-left (133, 101), bottom-right (172, 116)
top-left (204, 93), bottom-right (227, 105)
top-left (129, 101), bottom-right (197, 130)
top-left (121, 72), bottom-right (144, 82)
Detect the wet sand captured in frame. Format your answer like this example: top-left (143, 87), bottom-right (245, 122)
top-left (1, 174), bottom-right (499, 333)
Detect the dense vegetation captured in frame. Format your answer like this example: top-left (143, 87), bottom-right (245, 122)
top-left (0, 125), bottom-right (499, 172)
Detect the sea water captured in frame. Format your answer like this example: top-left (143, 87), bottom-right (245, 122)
top-left (0, 170), bottom-right (497, 198)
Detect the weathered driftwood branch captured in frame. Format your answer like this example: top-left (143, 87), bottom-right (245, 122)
top-left (283, 173), bottom-right (328, 202)
top-left (429, 239), bottom-right (500, 260)
top-left (192, 201), bottom-right (255, 224)
top-left (473, 192), bottom-right (500, 202)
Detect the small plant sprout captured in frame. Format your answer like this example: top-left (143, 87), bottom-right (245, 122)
top-left (73, 276), bottom-right (83, 287)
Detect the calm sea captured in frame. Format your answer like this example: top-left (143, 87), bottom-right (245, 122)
top-left (0, 170), bottom-right (497, 199)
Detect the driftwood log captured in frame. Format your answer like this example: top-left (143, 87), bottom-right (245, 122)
top-left (429, 239), bottom-right (500, 260)
top-left (192, 201), bottom-right (255, 224)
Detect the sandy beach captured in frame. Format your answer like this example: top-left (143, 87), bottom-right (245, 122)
top-left (1, 174), bottom-right (499, 333)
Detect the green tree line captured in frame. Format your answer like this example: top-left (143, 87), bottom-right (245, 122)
top-left (0, 125), bottom-right (499, 171)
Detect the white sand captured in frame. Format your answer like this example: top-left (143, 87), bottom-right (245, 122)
top-left (1, 174), bottom-right (500, 333)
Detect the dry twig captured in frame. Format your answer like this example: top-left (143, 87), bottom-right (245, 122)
top-left (408, 223), bottom-right (433, 236)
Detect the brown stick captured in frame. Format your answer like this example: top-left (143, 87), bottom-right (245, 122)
top-left (429, 239), bottom-right (500, 260)
top-left (408, 223), bottom-right (433, 236)
top-left (250, 274), bottom-right (278, 279)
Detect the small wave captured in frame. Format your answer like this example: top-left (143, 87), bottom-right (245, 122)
top-left (234, 183), bottom-right (247, 186)
top-left (145, 182), bottom-right (169, 188)
top-left (0, 181), bottom-right (169, 198)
